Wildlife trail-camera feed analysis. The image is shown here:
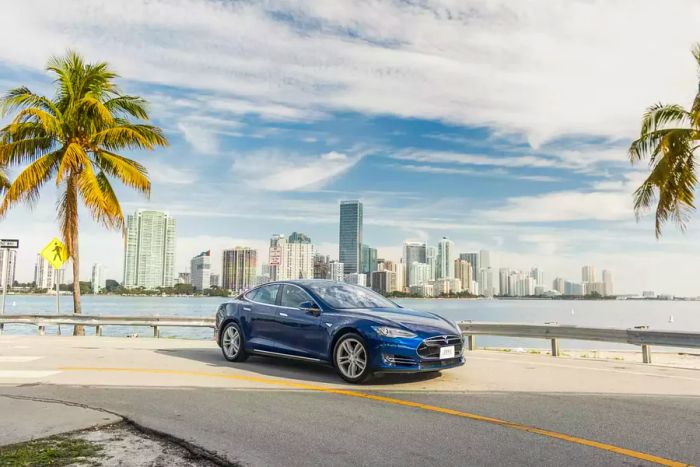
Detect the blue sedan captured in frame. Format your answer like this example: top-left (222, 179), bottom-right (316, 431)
top-left (214, 280), bottom-right (465, 383)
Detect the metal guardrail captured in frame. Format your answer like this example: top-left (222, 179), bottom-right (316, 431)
top-left (458, 321), bottom-right (700, 363)
top-left (0, 314), bottom-right (215, 338)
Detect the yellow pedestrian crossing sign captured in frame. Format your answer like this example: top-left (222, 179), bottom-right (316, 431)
top-left (40, 237), bottom-right (68, 269)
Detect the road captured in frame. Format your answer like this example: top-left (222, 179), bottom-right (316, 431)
top-left (1, 335), bottom-right (699, 466)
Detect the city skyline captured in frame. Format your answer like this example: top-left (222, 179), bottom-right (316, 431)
top-left (2, 2), bottom-right (700, 295)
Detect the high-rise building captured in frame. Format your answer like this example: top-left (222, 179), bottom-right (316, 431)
top-left (477, 250), bottom-right (494, 296)
top-left (602, 270), bottom-right (614, 296)
top-left (565, 281), bottom-right (584, 296)
top-left (344, 273), bottom-right (367, 287)
top-left (425, 245), bottom-right (437, 281)
top-left (455, 259), bottom-right (474, 294)
top-left (190, 250), bottom-right (211, 291)
top-left (552, 277), bottom-right (566, 294)
top-left (436, 237), bottom-right (455, 279)
top-left (582, 265), bottom-right (596, 284)
top-left (530, 267), bottom-right (544, 286)
top-left (409, 262), bottom-right (430, 286)
top-left (460, 253), bottom-right (479, 284)
top-left (34, 255), bottom-right (65, 290)
top-left (287, 233), bottom-right (314, 280)
top-left (339, 200), bottom-right (363, 275)
top-left (210, 274), bottom-right (220, 288)
top-left (123, 210), bottom-right (176, 289)
top-left (392, 262), bottom-right (405, 293)
top-left (371, 270), bottom-right (396, 294)
top-left (0, 249), bottom-right (17, 289)
top-left (222, 247), bottom-right (257, 292)
top-left (498, 268), bottom-right (510, 296)
top-left (91, 263), bottom-right (104, 294)
top-left (269, 234), bottom-right (287, 281)
top-left (361, 244), bottom-right (378, 275)
top-left (177, 272), bottom-right (191, 284)
top-left (403, 241), bottom-right (426, 287)
top-left (329, 261), bottom-right (344, 281)
top-left (313, 254), bottom-right (331, 279)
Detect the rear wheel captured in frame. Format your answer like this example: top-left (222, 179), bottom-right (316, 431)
top-left (221, 322), bottom-right (248, 362)
top-left (334, 333), bottom-right (372, 383)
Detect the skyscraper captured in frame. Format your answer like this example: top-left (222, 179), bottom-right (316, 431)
top-left (499, 268), bottom-right (510, 296)
top-left (329, 261), bottom-right (344, 281)
top-left (530, 267), bottom-right (544, 286)
top-left (602, 270), bottom-right (614, 296)
top-left (123, 210), bottom-right (176, 289)
top-left (582, 265), bottom-right (596, 284)
top-left (34, 254), bottom-right (65, 290)
top-left (403, 241), bottom-right (426, 287)
top-left (313, 254), bottom-right (331, 279)
top-left (478, 250), bottom-right (494, 297)
top-left (0, 249), bottom-right (17, 290)
top-left (339, 200), bottom-right (363, 275)
top-left (269, 233), bottom-right (314, 280)
top-left (425, 245), bottom-right (437, 281)
top-left (436, 237), bottom-right (455, 279)
top-left (361, 244), bottom-right (378, 275)
top-left (455, 259), bottom-right (474, 293)
top-left (190, 250), bottom-right (211, 291)
top-left (222, 247), bottom-right (257, 291)
top-left (460, 253), bottom-right (479, 284)
top-left (91, 263), bottom-right (104, 294)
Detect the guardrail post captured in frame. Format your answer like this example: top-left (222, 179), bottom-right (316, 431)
top-left (550, 338), bottom-right (560, 357)
top-left (467, 335), bottom-right (476, 351)
top-left (641, 344), bottom-right (652, 363)
top-left (153, 325), bottom-right (160, 338)
top-left (95, 325), bottom-right (102, 337)
top-left (38, 325), bottom-right (45, 336)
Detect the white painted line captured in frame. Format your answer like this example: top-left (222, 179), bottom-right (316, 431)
top-left (0, 356), bottom-right (43, 362)
top-left (0, 370), bottom-right (59, 378)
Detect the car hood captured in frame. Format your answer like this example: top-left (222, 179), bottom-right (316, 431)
top-left (344, 307), bottom-right (458, 335)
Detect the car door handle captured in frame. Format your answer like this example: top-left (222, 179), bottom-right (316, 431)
top-left (243, 307), bottom-right (251, 311)
top-left (279, 312), bottom-right (288, 317)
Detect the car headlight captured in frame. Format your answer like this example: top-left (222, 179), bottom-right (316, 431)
top-left (372, 326), bottom-right (417, 338)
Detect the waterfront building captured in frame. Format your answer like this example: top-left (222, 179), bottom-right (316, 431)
top-left (34, 254), bottom-right (65, 290)
top-left (90, 263), bottom-right (104, 294)
top-left (0, 249), bottom-right (17, 290)
top-left (403, 241), bottom-right (427, 287)
top-left (530, 267), bottom-right (544, 286)
top-left (432, 278), bottom-right (462, 295)
top-left (222, 247), bottom-right (257, 292)
top-left (210, 274), bottom-right (220, 288)
top-left (426, 245), bottom-right (437, 281)
top-left (564, 281), bottom-right (584, 296)
top-left (344, 273), bottom-right (367, 287)
top-left (253, 274), bottom-right (271, 286)
top-left (477, 250), bottom-right (493, 296)
top-left (409, 262), bottom-right (430, 287)
top-left (177, 272), bottom-right (190, 285)
top-left (552, 277), bottom-right (566, 294)
top-left (190, 250), bottom-right (211, 291)
top-left (582, 265), bottom-right (596, 284)
top-left (602, 270), bottom-right (614, 296)
top-left (455, 259), bottom-right (474, 294)
top-left (409, 283), bottom-right (434, 297)
top-left (498, 268), bottom-right (510, 296)
top-left (313, 254), bottom-right (331, 279)
top-left (585, 281), bottom-right (606, 296)
top-left (268, 233), bottom-right (314, 281)
top-left (361, 244), bottom-right (378, 275)
top-left (269, 234), bottom-right (287, 281)
top-left (392, 262), bottom-right (405, 293)
top-left (436, 237), bottom-right (455, 279)
top-left (642, 290), bottom-right (656, 298)
top-left (460, 253), bottom-right (479, 284)
top-left (339, 200), bottom-right (363, 275)
top-left (329, 261), bottom-right (344, 281)
top-left (370, 270), bottom-right (396, 294)
top-left (123, 210), bottom-right (176, 289)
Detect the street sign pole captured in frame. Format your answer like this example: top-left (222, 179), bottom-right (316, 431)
top-left (56, 274), bottom-right (61, 336)
top-left (0, 248), bottom-right (6, 335)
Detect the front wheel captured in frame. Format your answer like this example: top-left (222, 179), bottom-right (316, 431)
top-left (334, 333), bottom-right (372, 383)
top-left (221, 322), bottom-right (249, 362)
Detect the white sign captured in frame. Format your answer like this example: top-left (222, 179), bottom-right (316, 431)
top-left (0, 239), bottom-right (19, 249)
top-left (269, 246), bottom-right (282, 266)
top-left (439, 346), bottom-right (455, 360)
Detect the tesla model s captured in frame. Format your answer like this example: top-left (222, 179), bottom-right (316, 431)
top-left (214, 280), bottom-right (464, 383)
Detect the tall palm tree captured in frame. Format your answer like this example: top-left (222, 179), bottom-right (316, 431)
top-left (629, 44), bottom-right (700, 238)
top-left (0, 51), bottom-right (167, 333)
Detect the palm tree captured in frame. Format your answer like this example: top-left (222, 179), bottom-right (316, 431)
top-left (629, 44), bottom-right (700, 238)
top-left (0, 51), bottom-right (167, 333)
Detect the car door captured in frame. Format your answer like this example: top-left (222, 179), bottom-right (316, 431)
top-left (274, 284), bottom-right (327, 359)
top-left (245, 284), bottom-right (281, 351)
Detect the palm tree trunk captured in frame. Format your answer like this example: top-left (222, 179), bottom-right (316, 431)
top-left (69, 177), bottom-right (84, 336)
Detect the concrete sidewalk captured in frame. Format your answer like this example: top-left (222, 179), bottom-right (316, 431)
top-left (0, 395), bottom-right (121, 446)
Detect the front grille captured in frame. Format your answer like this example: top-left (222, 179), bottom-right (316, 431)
top-left (417, 334), bottom-right (463, 359)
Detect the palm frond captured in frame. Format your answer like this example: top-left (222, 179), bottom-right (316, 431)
top-left (0, 151), bottom-right (60, 216)
top-left (93, 150), bottom-right (150, 194)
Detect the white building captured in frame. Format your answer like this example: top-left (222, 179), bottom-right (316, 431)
top-left (455, 259), bottom-right (473, 294)
top-left (409, 283), bottom-right (434, 297)
top-left (582, 265), bottom-right (596, 284)
top-left (477, 250), bottom-right (494, 296)
top-left (123, 210), bottom-right (176, 289)
top-left (0, 249), bottom-right (17, 289)
top-left (34, 255), bottom-right (65, 290)
top-left (269, 233), bottom-right (314, 281)
top-left (436, 237), bottom-right (455, 279)
top-left (329, 261), bottom-right (345, 281)
top-left (409, 262), bottom-right (430, 286)
top-left (602, 270), bottom-right (614, 296)
top-left (344, 273), bottom-right (367, 287)
top-left (499, 268), bottom-right (510, 296)
top-left (90, 263), bottom-right (104, 294)
top-left (392, 262), bottom-right (405, 293)
top-left (425, 245), bottom-right (437, 281)
top-left (190, 250), bottom-right (211, 291)
top-left (530, 267), bottom-right (545, 286)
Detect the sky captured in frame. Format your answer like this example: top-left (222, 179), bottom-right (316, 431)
top-left (1, 0), bottom-right (700, 295)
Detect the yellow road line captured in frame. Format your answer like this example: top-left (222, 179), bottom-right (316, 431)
top-left (59, 367), bottom-right (692, 467)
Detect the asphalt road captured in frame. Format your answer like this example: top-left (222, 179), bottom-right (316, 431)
top-left (1, 336), bottom-right (699, 466)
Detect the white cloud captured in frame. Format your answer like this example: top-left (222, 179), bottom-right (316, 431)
top-left (394, 163), bottom-right (559, 182)
top-left (147, 162), bottom-right (198, 185)
top-left (231, 150), bottom-right (362, 191)
top-left (0, 1), bottom-right (697, 145)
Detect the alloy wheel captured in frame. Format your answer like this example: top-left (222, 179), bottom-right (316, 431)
top-left (222, 325), bottom-right (241, 359)
top-left (336, 337), bottom-right (367, 379)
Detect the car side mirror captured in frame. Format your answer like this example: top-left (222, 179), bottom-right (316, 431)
top-left (299, 301), bottom-right (320, 315)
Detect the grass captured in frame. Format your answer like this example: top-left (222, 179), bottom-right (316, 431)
top-left (0, 435), bottom-right (103, 466)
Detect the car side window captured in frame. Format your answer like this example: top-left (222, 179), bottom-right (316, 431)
top-left (280, 285), bottom-right (313, 308)
top-left (252, 285), bottom-right (279, 305)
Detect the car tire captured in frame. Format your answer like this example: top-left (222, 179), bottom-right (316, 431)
top-left (333, 333), bottom-right (372, 384)
top-left (220, 322), bottom-right (248, 362)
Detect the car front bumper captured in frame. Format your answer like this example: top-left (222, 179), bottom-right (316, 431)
top-left (369, 339), bottom-right (465, 373)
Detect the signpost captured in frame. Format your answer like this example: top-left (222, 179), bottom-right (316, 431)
top-left (0, 239), bottom-right (19, 335)
top-left (39, 237), bottom-right (68, 334)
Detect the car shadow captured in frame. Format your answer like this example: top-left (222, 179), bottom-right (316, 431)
top-left (155, 347), bottom-right (444, 386)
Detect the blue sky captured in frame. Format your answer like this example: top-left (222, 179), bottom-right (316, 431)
top-left (1, 0), bottom-right (700, 295)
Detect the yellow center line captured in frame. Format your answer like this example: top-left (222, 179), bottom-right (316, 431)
top-left (59, 367), bottom-right (692, 467)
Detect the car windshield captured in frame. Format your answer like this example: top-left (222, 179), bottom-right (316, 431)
top-left (308, 283), bottom-right (399, 309)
